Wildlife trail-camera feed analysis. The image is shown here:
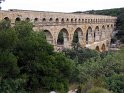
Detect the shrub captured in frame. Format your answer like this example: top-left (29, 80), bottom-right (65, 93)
top-left (87, 87), bottom-right (111, 93)
top-left (105, 74), bottom-right (124, 93)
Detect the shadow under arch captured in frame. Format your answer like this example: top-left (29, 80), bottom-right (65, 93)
top-left (43, 30), bottom-right (53, 44)
top-left (57, 28), bottom-right (69, 45)
top-left (86, 26), bottom-right (92, 44)
top-left (101, 25), bottom-right (106, 40)
top-left (4, 17), bottom-right (10, 21)
top-left (72, 27), bottom-right (83, 46)
top-left (101, 44), bottom-right (106, 52)
top-left (25, 17), bottom-right (30, 22)
top-left (15, 17), bottom-right (21, 22)
top-left (94, 26), bottom-right (100, 42)
top-left (95, 46), bottom-right (100, 52)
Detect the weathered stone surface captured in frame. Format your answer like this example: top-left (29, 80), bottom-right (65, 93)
top-left (0, 9), bottom-right (117, 52)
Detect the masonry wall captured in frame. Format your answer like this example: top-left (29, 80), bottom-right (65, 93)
top-left (0, 9), bottom-right (117, 52)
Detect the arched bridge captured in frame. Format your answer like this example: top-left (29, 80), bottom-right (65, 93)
top-left (0, 9), bottom-right (117, 52)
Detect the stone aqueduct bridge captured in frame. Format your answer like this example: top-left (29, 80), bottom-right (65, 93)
top-left (0, 9), bottom-right (117, 52)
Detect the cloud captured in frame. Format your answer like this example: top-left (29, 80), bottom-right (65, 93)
top-left (1, 0), bottom-right (124, 12)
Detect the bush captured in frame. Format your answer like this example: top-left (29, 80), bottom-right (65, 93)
top-left (0, 78), bottom-right (28, 93)
top-left (105, 74), bottom-right (124, 93)
top-left (63, 48), bottom-right (99, 64)
top-left (87, 87), bottom-right (111, 93)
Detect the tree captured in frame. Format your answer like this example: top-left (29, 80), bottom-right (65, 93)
top-left (87, 87), bottom-right (111, 93)
top-left (63, 48), bottom-right (99, 64)
top-left (0, 20), bottom-right (19, 79)
top-left (105, 74), bottom-right (124, 93)
top-left (14, 21), bottom-right (73, 92)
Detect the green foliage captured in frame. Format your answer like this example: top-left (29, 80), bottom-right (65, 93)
top-left (0, 51), bottom-right (19, 78)
top-left (0, 20), bottom-right (19, 78)
top-left (15, 21), bottom-right (33, 39)
top-left (72, 31), bottom-right (78, 43)
top-left (87, 87), bottom-right (111, 93)
top-left (0, 20), bottom-right (74, 92)
top-left (57, 31), bottom-right (64, 44)
top-left (0, 19), bottom-right (124, 93)
top-left (0, 21), bottom-right (17, 50)
top-left (76, 53), bottom-right (122, 83)
top-left (0, 20), bottom-right (11, 30)
top-left (105, 74), bottom-right (124, 93)
top-left (63, 48), bottom-right (99, 64)
top-left (63, 48), bottom-right (101, 83)
top-left (0, 78), bottom-right (28, 93)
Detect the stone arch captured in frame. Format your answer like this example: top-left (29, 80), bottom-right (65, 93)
top-left (107, 25), bottom-right (110, 29)
top-left (71, 18), bottom-right (73, 22)
top-left (96, 19), bottom-right (98, 23)
top-left (55, 18), bottom-right (59, 23)
top-left (101, 44), bottom-right (106, 52)
top-left (4, 17), bottom-right (10, 21)
top-left (49, 18), bottom-right (53, 22)
top-left (43, 30), bottom-right (53, 44)
top-left (34, 18), bottom-right (38, 22)
top-left (57, 28), bottom-right (69, 48)
top-left (95, 46), bottom-right (100, 52)
top-left (61, 18), bottom-right (64, 23)
top-left (85, 19), bottom-right (87, 23)
top-left (111, 24), bottom-right (114, 29)
top-left (25, 17), bottom-right (30, 22)
top-left (78, 19), bottom-right (81, 23)
top-left (94, 26), bottom-right (100, 42)
top-left (72, 27), bottom-right (83, 45)
top-left (75, 18), bottom-right (77, 22)
top-left (101, 25), bottom-right (106, 40)
top-left (88, 19), bottom-right (90, 23)
top-left (15, 17), bottom-right (21, 22)
top-left (42, 18), bottom-right (46, 22)
top-left (82, 19), bottom-right (84, 23)
top-left (91, 19), bottom-right (93, 23)
top-left (66, 18), bottom-right (69, 22)
top-left (106, 25), bottom-right (110, 38)
top-left (93, 19), bottom-right (95, 23)
top-left (86, 26), bottom-right (93, 44)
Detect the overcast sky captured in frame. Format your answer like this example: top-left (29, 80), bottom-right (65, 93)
top-left (1, 0), bottom-right (124, 12)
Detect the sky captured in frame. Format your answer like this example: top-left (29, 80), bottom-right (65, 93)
top-left (1, 0), bottom-right (124, 12)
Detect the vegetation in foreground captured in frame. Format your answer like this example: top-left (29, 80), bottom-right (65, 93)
top-left (0, 20), bottom-right (124, 93)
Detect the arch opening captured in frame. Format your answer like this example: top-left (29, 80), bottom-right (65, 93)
top-left (49, 18), bottom-right (53, 22)
top-left (66, 18), bottom-right (69, 22)
top-left (61, 18), bottom-right (64, 23)
top-left (86, 27), bottom-right (92, 44)
top-left (56, 18), bottom-right (59, 23)
top-left (34, 18), bottom-right (38, 22)
top-left (72, 28), bottom-right (83, 46)
top-left (101, 25), bottom-right (106, 40)
top-left (43, 30), bottom-right (53, 44)
top-left (94, 26), bottom-right (99, 42)
top-left (26, 17), bottom-right (30, 21)
top-left (101, 44), bottom-right (106, 52)
top-left (42, 18), bottom-right (46, 22)
top-left (96, 46), bottom-right (100, 52)
top-left (111, 24), bottom-right (113, 29)
top-left (15, 17), bottom-right (21, 22)
top-left (71, 18), bottom-right (73, 22)
top-left (57, 28), bottom-right (69, 47)
top-left (78, 19), bottom-right (81, 23)
top-left (4, 17), bottom-right (10, 21)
